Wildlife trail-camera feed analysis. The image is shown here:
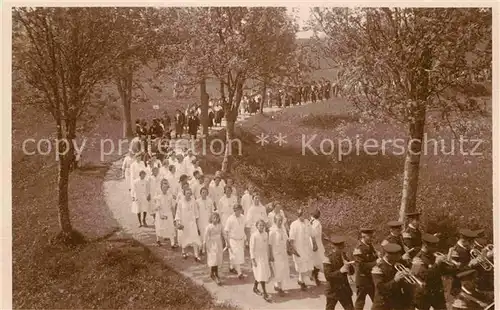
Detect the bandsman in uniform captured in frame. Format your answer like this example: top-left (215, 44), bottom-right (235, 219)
top-left (371, 243), bottom-right (413, 310)
top-left (471, 229), bottom-right (494, 300)
top-left (324, 236), bottom-right (355, 310)
top-left (448, 229), bottom-right (480, 297)
top-left (381, 221), bottom-right (411, 264)
top-left (402, 212), bottom-right (422, 260)
top-left (451, 269), bottom-right (494, 310)
top-left (410, 233), bottom-right (450, 310)
top-left (352, 227), bottom-right (378, 310)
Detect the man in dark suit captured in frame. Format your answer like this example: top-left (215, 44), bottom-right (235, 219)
top-left (353, 228), bottom-right (378, 310)
top-left (324, 236), bottom-right (355, 310)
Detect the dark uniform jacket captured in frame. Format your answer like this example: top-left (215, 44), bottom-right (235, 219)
top-left (449, 242), bottom-right (473, 296)
top-left (411, 250), bottom-right (451, 307)
top-left (371, 258), bottom-right (412, 310)
top-left (451, 286), bottom-right (493, 310)
top-left (402, 225), bottom-right (422, 257)
top-left (324, 251), bottom-right (354, 299)
top-left (352, 240), bottom-right (377, 287)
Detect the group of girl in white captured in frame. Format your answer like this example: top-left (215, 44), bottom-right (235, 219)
top-left (121, 148), bottom-right (327, 303)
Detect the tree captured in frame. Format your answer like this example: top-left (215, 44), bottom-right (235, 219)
top-left (310, 8), bottom-right (491, 222)
top-left (110, 8), bottom-right (178, 138)
top-left (13, 8), bottom-right (126, 243)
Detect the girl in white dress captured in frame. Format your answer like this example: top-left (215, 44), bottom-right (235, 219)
top-left (154, 179), bottom-right (176, 248)
top-left (175, 187), bottom-right (202, 261)
top-left (289, 209), bottom-right (317, 291)
top-left (203, 212), bottom-right (224, 285)
top-left (268, 202), bottom-right (288, 231)
top-left (310, 209), bottom-right (326, 286)
top-left (130, 154), bottom-right (147, 191)
top-left (218, 186), bottom-right (237, 227)
top-left (226, 178), bottom-right (238, 201)
top-left (240, 184), bottom-right (254, 215)
top-left (209, 171), bottom-right (226, 188)
top-left (209, 175), bottom-right (225, 209)
top-left (250, 219), bottom-right (272, 302)
top-left (121, 152), bottom-right (133, 193)
top-left (149, 166), bottom-right (163, 223)
top-left (131, 170), bottom-right (151, 227)
top-left (246, 193), bottom-right (268, 236)
top-left (269, 214), bottom-right (290, 295)
top-left (196, 187), bottom-right (214, 255)
top-left (165, 165), bottom-right (178, 197)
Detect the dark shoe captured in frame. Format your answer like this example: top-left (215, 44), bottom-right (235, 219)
top-left (182, 253), bottom-right (188, 259)
top-left (298, 281), bottom-right (307, 291)
top-left (172, 244), bottom-right (179, 249)
top-left (142, 221), bottom-right (148, 227)
top-left (210, 274), bottom-right (216, 281)
top-left (238, 274), bottom-right (245, 280)
top-left (229, 268), bottom-right (237, 274)
top-left (156, 241), bottom-right (162, 247)
top-left (263, 294), bottom-right (272, 302)
top-left (139, 224), bottom-right (143, 228)
top-left (215, 277), bottom-right (222, 286)
top-left (253, 287), bottom-right (262, 295)
top-left (315, 278), bottom-right (321, 286)
top-left (194, 257), bottom-right (201, 263)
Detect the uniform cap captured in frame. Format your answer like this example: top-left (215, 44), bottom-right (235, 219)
top-left (421, 233), bottom-right (439, 244)
top-left (330, 236), bottom-right (346, 245)
top-left (473, 229), bottom-right (485, 237)
top-left (383, 243), bottom-right (402, 253)
top-left (360, 227), bottom-right (375, 234)
top-left (405, 211), bottom-right (421, 218)
top-left (459, 229), bottom-right (478, 239)
top-left (387, 221), bottom-right (403, 228)
top-left (456, 269), bottom-right (477, 280)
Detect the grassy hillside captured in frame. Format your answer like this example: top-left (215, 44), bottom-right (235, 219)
top-left (12, 68), bottom-right (234, 309)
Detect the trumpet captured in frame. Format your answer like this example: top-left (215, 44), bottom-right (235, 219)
top-left (394, 263), bottom-right (424, 287)
top-left (434, 252), bottom-right (458, 266)
top-left (470, 248), bottom-right (494, 271)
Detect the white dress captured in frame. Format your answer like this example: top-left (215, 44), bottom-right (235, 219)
top-left (246, 204), bottom-right (268, 234)
top-left (269, 225), bottom-right (290, 283)
top-left (149, 174), bottom-right (163, 210)
top-left (130, 160), bottom-right (147, 191)
top-left (289, 219), bottom-right (314, 273)
top-left (131, 178), bottom-right (151, 214)
top-left (121, 156), bottom-right (133, 192)
top-left (224, 214), bottom-right (246, 265)
top-left (209, 179), bottom-right (226, 190)
top-left (175, 197), bottom-right (201, 247)
top-left (218, 195), bottom-right (237, 227)
top-left (310, 218), bottom-right (326, 268)
top-left (196, 197), bottom-right (214, 241)
top-left (154, 191), bottom-right (176, 239)
top-left (191, 181), bottom-right (204, 200)
top-left (240, 191), bottom-right (252, 215)
top-left (250, 230), bottom-right (271, 282)
top-left (175, 161), bottom-right (187, 179)
top-left (268, 209), bottom-right (287, 227)
top-left (204, 223), bottom-right (223, 267)
top-left (209, 182), bottom-right (225, 208)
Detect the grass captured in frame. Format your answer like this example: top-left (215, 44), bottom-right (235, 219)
top-left (12, 67), bottom-right (236, 309)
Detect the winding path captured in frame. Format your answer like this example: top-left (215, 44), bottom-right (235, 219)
top-left (103, 105), bottom-right (372, 309)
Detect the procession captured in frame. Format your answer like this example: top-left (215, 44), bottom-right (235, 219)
top-left (120, 123), bottom-right (495, 309)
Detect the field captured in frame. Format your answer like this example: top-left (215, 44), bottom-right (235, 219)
top-left (12, 67), bottom-right (234, 309)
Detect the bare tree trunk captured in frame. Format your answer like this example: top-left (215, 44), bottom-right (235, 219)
top-left (117, 70), bottom-right (134, 139)
top-left (200, 78), bottom-right (209, 137)
top-left (399, 47), bottom-right (431, 223)
top-left (221, 81), bottom-right (243, 173)
top-left (260, 78), bottom-right (267, 115)
top-left (58, 151), bottom-right (73, 234)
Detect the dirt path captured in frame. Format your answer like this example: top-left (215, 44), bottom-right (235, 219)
top-left (103, 105), bottom-right (373, 309)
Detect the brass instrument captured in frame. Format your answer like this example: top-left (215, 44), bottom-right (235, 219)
top-left (484, 302), bottom-right (495, 310)
top-left (434, 252), bottom-right (458, 266)
top-left (470, 248), bottom-right (494, 271)
top-left (394, 263), bottom-right (424, 287)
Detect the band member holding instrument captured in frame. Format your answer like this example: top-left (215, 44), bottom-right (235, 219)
top-left (471, 229), bottom-right (494, 300)
top-left (451, 269), bottom-right (494, 310)
top-left (402, 212), bottom-right (422, 260)
top-left (381, 221), bottom-right (411, 264)
top-left (411, 233), bottom-right (449, 310)
top-left (448, 229), bottom-right (480, 297)
top-left (353, 227), bottom-right (378, 310)
top-left (324, 236), bottom-right (355, 310)
top-left (371, 243), bottom-right (413, 310)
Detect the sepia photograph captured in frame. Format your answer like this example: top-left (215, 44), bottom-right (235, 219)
top-left (6, 3), bottom-right (496, 310)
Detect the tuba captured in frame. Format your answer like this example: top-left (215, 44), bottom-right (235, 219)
top-left (470, 248), bottom-right (494, 271)
top-left (394, 263), bottom-right (424, 287)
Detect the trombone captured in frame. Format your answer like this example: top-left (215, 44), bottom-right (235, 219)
top-left (470, 248), bottom-right (494, 271)
top-left (394, 263), bottom-right (424, 287)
